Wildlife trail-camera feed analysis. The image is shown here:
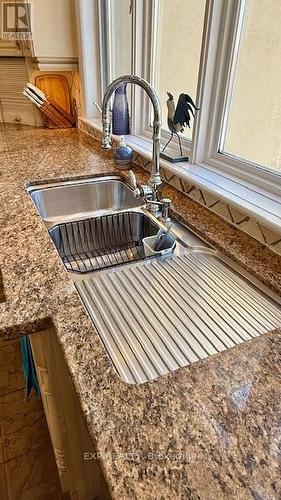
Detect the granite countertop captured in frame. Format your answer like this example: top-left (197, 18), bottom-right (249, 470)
top-left (0, 269), bottom-right (5, 303)
top-left (1, 124), bottom-right (281, 499)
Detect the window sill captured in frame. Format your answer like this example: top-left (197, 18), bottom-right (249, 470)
top-left (80, 118), bottom-right (281, 233)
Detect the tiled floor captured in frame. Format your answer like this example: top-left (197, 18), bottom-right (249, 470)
top-left (0, 337), bottom-right (63, 499)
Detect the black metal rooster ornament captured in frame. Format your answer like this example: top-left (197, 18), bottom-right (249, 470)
top-left (160, 92), bottom-right (200, 162)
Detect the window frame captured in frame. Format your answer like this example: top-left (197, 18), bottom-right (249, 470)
top-left (193, 0), bottom-right (281, 196)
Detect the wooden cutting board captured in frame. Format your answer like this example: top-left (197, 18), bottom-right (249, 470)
top-left (35, 74), bottom-right (72, 128)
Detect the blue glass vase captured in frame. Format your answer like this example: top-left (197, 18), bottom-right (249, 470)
top-left (112, 83), bottom-right (130, 135)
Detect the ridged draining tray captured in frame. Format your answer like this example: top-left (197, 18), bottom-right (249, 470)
top-left (76, 252), bottom-right (281, 384)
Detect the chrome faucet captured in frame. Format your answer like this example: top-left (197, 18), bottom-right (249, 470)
top-left (128, 170), bottom-right (171, 223)
top-left (101, 75), bottom-right (162, 202)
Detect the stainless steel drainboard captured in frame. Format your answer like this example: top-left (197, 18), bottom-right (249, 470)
top-left (76, 252), bottom-right (281, 384)
top-left (49, 211), bottom-right (159, 273)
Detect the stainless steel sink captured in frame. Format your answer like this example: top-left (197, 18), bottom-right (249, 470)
top-left (27, 175), bottom-right (143, 227)
top-left (28, 175), bottom-right (281, 385)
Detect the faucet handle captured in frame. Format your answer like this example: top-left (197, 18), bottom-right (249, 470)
top-left (128, 170), bottom-right (137, 189)
top-left (161, 197), bottom-right (171, 208)
top-left (127, 170), bottom-right (156, 200)
top-left (127, 170), bottom-right (141, 198)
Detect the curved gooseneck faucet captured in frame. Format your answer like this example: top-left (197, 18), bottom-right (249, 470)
top-left (101, 75), bottom-right (162, 195)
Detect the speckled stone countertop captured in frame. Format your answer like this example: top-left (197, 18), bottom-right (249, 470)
top-left (1, 124), bottom-right (281, 499)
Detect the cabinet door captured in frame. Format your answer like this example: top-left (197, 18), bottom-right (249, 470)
top-left (29, 330), bottom-right (71, 494)
top-left (29, 329), bottom-right (109, 500)
top-left (0, 57), bottom-right (42, 126)
top-left (31, 0), bottom-right (78, 71)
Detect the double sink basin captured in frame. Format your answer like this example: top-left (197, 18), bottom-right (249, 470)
top-left (28, 175), bottom-right (209, 275)
top-left (28, 175), bottom-right (281, 384)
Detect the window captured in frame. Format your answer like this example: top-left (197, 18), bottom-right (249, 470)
top-left (98, 0), bottom-right (132, 93)
top-left (150, 0), bottom-right (205, 141)
top-left (220, 0), bottom-right (281, 174)
top-left (110, 0), bottom-right (132, 79)
top-left (81, 0), bottom-right (281, 194)
top-left (97, 0), bottom-right (206, 153)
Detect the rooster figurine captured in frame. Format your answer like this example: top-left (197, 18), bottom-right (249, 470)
top-left (162, 92), bottom-right (200, 157)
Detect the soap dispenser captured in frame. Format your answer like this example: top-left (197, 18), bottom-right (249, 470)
top-left (113, 136), bottom-right (133, 170)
